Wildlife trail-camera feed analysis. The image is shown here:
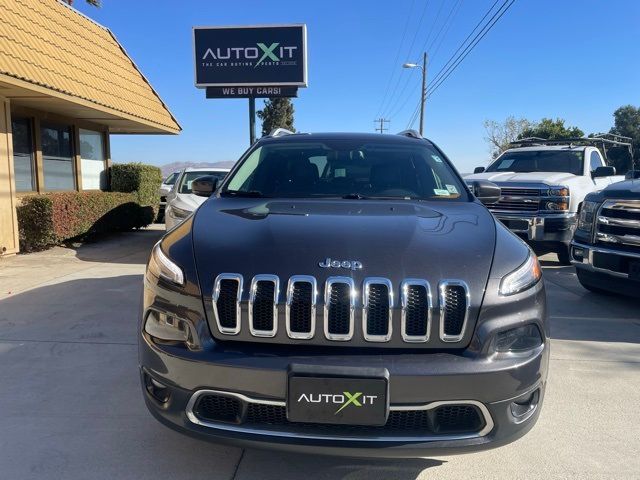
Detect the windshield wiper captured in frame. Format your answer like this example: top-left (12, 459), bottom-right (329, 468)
top-left (220, 190), bottom-right (266, 198)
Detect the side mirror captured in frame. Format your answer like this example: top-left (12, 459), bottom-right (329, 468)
top-left (592, 166), bottom-right (616, 178)
top-left (474, 166), bottom-right (486, 174)
top-left (625, 170), bottom-right (640, 180)
top-left (470, 180), bottom-right (501, 205)
top-left (191, 175), bottom-right (218, 197)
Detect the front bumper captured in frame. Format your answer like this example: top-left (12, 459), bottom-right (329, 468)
top-left (571, 240), bottom-right (640, 296)
top-left (493, 213), bottom-right (576, 243)
top-left (139, 334), bottom-right (548, 457)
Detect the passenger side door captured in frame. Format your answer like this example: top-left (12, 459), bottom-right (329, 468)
top-left (589, 150), bottom-right (614, 189)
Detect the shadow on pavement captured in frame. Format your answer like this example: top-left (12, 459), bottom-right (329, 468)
top-left (235, 449), bottom-right (444, 479)
top-left (69, 228), bottom-right (163, 265)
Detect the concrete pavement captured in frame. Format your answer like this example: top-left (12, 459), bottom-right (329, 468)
top-left (0, 229), bottom-right (638, 479)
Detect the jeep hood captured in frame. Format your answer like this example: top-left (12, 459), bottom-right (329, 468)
top-left (465, 171), bottom-right (578, 185)
top-left (191, 198), bottom-right (496, 311)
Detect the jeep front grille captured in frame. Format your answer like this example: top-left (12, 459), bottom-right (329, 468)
top-left (595, 199), bottom-right (640, 250)
top-left (286, 276), bottom-right (316, 339)
top-left (210, 274), bottom-right (472, 346)
top-left (439, 281), bottom-right (469, 342)
top-left (213, 274), bottom-right (243, 335)
top-left (324, 277), bottom-right (355, 341)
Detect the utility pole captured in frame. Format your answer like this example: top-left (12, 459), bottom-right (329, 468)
top-left (402, 52), bottom-right (428, 135)
top-left (249, 97), bottom-right (256, 144)
top-left (419, 52), bottom-right (427, 136)
top-left (374, 118), bottom-right (390, 134)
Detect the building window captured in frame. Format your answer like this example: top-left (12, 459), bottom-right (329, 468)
top-left (41, 123), bottom-right (75, 191)
top-left (11, 117), bottom-right (36, 192)
top-left (79, 129), bottom-right (106, 190)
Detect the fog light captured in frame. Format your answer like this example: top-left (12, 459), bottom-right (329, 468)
top-left (510, 389), bottom-right (540, 420)
top-left (144, 373), bottom-right (170, 403)
top-left (144, 309), bottom-right (194, 345)
top-left (572, 247), bottom-right (585, 262)
top-left (494, 324), bottom-right (543, 353)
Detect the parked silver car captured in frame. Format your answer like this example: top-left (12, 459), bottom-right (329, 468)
top-left (165, 167), bottom-right (230, 230)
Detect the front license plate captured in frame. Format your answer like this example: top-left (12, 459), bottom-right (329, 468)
top-left (287, 376), bottom-right (388, 426)
top-left (629, 260), bottom-right (640, 280)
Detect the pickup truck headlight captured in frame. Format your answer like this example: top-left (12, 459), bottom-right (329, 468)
top-left (499, 252), bottom-right (542, 296)
top-left (577, 201), bottom-right (598, 232)
top-left (169, 205), bottom-right (192, 219)
top-left (544, 201), bottom-right (569, 211)
top-left (148, 243), bottom-right (184, 285)
top-left (548, 186), bottom-right (569, 197)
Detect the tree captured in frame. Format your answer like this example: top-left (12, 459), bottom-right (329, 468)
top-left (257, 98), bottom-right (295, 136)
top-left (609, 105), bottom-right (640, 164)
top-left (519, 118), bottom-right (584, 140)
top-left (483, 116), bottom-right (533, 159)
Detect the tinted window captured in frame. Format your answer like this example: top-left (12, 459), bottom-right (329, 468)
top-left (11, 117), bottom-right (35, 192)
top-left (589, 151), bottom-right (603, 171)
top-left (179, 171), bottom-right (227, 194)
top-left (224, 140), bottom-right (466, 200)
top-left (41, 123), bottom-right (74, 191)
top-left (486, 150), bottom-right (584, 175)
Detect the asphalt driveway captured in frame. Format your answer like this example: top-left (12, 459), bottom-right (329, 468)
top-left (0, 227), bottom-right (638, 479)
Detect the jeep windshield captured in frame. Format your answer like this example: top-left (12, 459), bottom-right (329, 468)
top-left (486, 150), bottom-right (584, 175)
top-left (221, 140), bottom-right (468, 201)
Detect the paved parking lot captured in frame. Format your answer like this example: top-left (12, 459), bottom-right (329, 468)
top-left (0, 228), bottom-right (638, 480)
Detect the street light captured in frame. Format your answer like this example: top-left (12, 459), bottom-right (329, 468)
top-left (402, 52), bottom-right (427, 136)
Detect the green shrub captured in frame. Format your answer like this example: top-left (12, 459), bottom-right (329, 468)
top-left (110, 162), bottom-right (162, 207)
top-left (17, 192), bottom-right (154, 252)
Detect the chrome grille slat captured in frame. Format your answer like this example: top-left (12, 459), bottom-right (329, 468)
top-left (596, 200), bottom-right (640, 249)
top-left (286, 276), bottom-right (317, 339)
top-left (324, 277), bottom-right (355, 341)
top-left (401, 279), bottom-right (432, 343)
top-left (211, 275), bottom-right (470, 344)
top-left (362, 278), bottom-right (393, 342)
top-left (439, 280), bottom-right (470, 342)
top-left (249, 275), bottom-right (279, 337)
top-left (213, 274), bottom-right (243, 335)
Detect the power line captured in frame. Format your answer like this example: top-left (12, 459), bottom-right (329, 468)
top-left (374, 0), bottom-right (416, 118)
top-left (374, 118), bottom-right (390, 133)
top-left (404, 0), bottom-right (516, 128)
top-left (379, 0), bottom-right (433, 117)
top-left (426, 0), bottom-right (516, 98)
top-left (426, 0), bottom-right (505, 92)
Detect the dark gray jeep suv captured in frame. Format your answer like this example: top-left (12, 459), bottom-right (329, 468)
top-left (139, 131), bottom-right (549, 457)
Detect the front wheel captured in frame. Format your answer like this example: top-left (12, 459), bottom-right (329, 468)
top-left (576, 269), bottom-right (612, 295)
top-left (556, 245), bottom-right (572, 265)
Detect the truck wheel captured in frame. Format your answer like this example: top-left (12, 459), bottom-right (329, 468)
top-left (556, 245), bottom-right (572, 265)
top-left (576, 270), bottom-right (612, 295)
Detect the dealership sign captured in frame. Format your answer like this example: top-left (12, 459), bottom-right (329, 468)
top-left (193, 25), bottom-right (307, 87)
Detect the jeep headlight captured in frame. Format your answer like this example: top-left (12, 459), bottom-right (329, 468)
top-left (577, 201), bottom-right (598, 232)
top-left (499, 252), bottom-right (542, 296)
top-left (148, 243), bottom-right (184, 285)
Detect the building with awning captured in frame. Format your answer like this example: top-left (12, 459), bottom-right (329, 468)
top-left (0, 0), bottom-right (180, 255)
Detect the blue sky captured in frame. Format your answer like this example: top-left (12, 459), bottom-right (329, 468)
top-left (73, 0), bottom-right (640, 173)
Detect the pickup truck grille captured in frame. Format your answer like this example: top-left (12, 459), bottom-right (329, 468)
top-left (595, 200), bottom-right (640, 250)
top-left (486, 187), bottom-right (543, 213)
top-left (211, 275), bottom-right (470, 346)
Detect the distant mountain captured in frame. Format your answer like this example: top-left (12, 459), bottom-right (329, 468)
top-left (160, 161), bottom-right (236, 177)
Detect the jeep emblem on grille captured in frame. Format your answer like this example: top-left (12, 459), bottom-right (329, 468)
top-left (319, 258), bottom-right (363, 270)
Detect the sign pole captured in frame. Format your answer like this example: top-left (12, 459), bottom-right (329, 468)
top-left (249, 97), bottom-right (256, 144)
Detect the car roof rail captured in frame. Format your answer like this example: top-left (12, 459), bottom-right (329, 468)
top-left (267, 128), bottom-right (295, 138)
top-left (397, 129), bottom-right (422, 139)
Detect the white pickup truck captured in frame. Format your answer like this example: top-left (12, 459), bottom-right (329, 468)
top-left (465, 136), bottom-right (633, 264)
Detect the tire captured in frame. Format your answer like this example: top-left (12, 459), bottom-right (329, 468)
top-left (576, 269), bottom-right (612, 295)
top-left (556, 245), bottom-right (572, 265)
